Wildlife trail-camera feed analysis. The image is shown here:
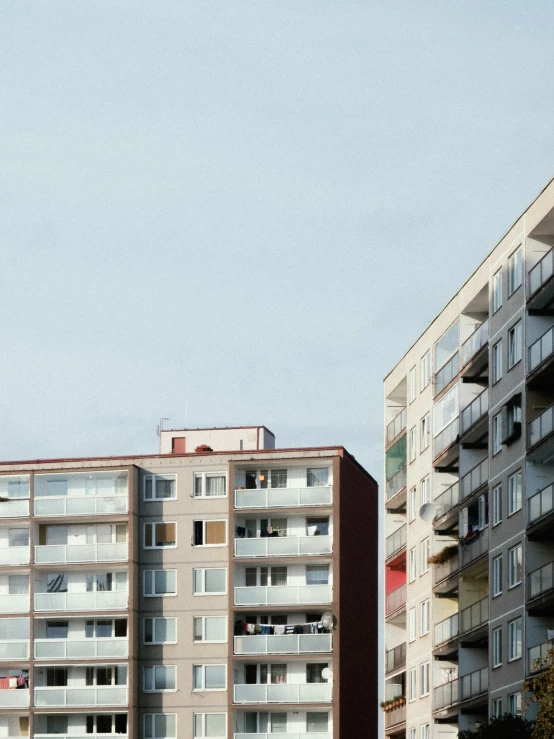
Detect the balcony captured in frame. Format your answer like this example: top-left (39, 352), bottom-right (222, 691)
top-left (529, 404), bottom-right (554, 451)
top-left (460, 597), bottom-right (488, 636)
top-left (234, 536), bottom-right (332, 559)
top-left (386, 526), bottom-right (406, 561)
top-left (387, 408), bottom-right (407, 446)
top-left (528, 640), bottom-right (553, 675)
top-left (0, 546), bottom-right (30, 566)
top-left (434, 482), bottom-right (460, 529)
top-left (435, 354), bottom-right (459, 397)
top-left (34, 686), bottom-right (128, 707)
top-left (0, 689), bottom-right (30, 708)
top-left (234, 585), bottom-right (331, 607)
top-left (385, 643), bottom-right (406, 673)
top-left (460, 390), bottom-right (488, 436)
top-left (385, 467), bottom-right (407, 502)
top-left (434, 614), bottom-right (459, 647)
top-left (384, 704), bottom-right (406, 730)
top-left (33, 471), bottom-right (128, 517)
top-left (35, 637), bottom-right (129, 660)
top-left (235, 487), bottom-right (332, 510)
top-left (0, 640), bottom-right (29, 660)
top-left (460, 529), bottom-right (488, 569)
top-left (528, 483), bottom-right (554, 539)
top-left (35, 736), bottom-right (128, 739)
top-left (433, 552), bottom-right (459, 590)
top-left (461, 319), bottom-right (489, 368)
top-left (433, 418), bottom-right (459, 463)
top-left (460, 667), bottom-right (487, 701)
top-left (234, 634), bottom-right (332, 656)
top-left (433, 679), bottom-right (458, 712)
top-left (529, 248), bottom-right (554, 303)
top-left (386, 583), bottom-right (406, 617)
top-left (0, 499), bottom-right (29, 518)
top-left (233, 683), bottom-right (332, 704)
top-left (34, 591), bottom-right (128, 612)
top-left (0, 594), bottom-right (30, 614)
top-left (460, 459), bottom-right (488, 501)
top-left (530, 326), bottom-right (554, 373)
top-left (528, 559), bottom-right (554, 614)
top-left (235, 734), bottom-right (330, 739)
top-left (34, 543), bottom-right (128, 565)
top-left (34, 495), bottom-right (128, 517)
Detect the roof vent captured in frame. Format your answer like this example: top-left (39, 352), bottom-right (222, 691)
top-left (195, 444), bottom-right (213, 453)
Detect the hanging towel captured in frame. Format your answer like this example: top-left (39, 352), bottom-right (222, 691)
top-left (274, 624), bottom-right (286, 636)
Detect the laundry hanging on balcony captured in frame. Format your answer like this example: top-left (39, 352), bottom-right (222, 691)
top-left (234, 620), bottom-right (328, 636)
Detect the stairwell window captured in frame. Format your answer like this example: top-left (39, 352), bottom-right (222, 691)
top-left (193, 520), bottom-right (227, 547)
top-left (144, 522), bottom-right (176, 549)
top-left (508, 321), bottom-right (522, 368)
top-left (508, 247), bottom-right (523, 295)
top-left (194, 714), bottom-right (226, 738)
top-left (145, 714), bottom-right (176, 739)
top-left (144, 475), bottom-right (176, 501)
top-left (193, 664), bottom-right (226, 691)
top-left (193, 616), bottom-right (227, 643)
top-left (193, 568), bottom-right (227, 595)
top-left (143, 665), bottom-right (177, 692)
top-left (194, 473), bottom-right (226, 498)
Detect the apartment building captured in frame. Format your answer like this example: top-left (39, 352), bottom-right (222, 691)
top-left (0, 425), bottom-right (378, 739)
top-left (383, 178), bottom-right (554, 738)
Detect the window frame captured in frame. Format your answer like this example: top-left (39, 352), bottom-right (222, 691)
top-left (420, 476), bottom-right (430, 506)
top-left (420, 661), bottom-right (430, 697)
top-left (420, 599), bottom-right (429, 636)
top-left (508, 470), bottom-right (522, 516)
top-left (508, 544), bottom-right (523, 589)
top-left (421, 351), bottom-right (431, 390)
top-left (193, 616), bottom-right (227, 644)
top-left (193, 472), bottom-right (227, 499)
top-left (143, 569), bottom-right (177, 598)
top-left (508, 246), bottom-right (523, 296)
top-left (192, 664), bottom-right (227, 692)
top-left (409, 667), bottom-right (417, 702)
top-left (508, 617), bottom-right (523, 662)
top-left (420, 538), bottom-right (430, 575)
top-left (143, 522), bottom-right (177, 550)
top-left (143, 617), bottom-right (177, 645)
top-left (492, 484), bottom-right (502, 527)
top-left (409, 487), bottom-right (417, 523)
top-left (492, 412), bottom-right (503, 455)
top-left (193, 568), bottom-right (227, 596)
top-left (492, 269), bottom-right (503, 313)
top-left (492, 698), bottom-right (502, 719)
top-left (492, 555), bottom-right (502, 598)
top-left (508, 691), bottom-right (522, 717)
top-left (492, 340), bottom-right (503, 384)
top-left (193, 713), bottom-right (227, 739)
top-left (143, 664), bottom-right (177, 693)
top-left (409, 366), bottom-right (417, 404)
top-left (408, 607), bottom-right (416, 643)
top-left (409, 547), bottom-right (417, 583)
top-left (420, 414), bottom-right (430, 452)
top-left (143, 474), bottom-right (177, 502)
top-left (507, 320), bottom-right (523, 369)
top-left (409, 427), bottom-right (417, 463)
top-left (144, 713), bottom-right (177, 739)
top-left (492, 626), bottom-right (502, 668)
top-left (193, 520), bottom-right (227, 548)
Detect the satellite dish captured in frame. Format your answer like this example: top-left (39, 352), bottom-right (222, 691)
top-left (419, 503), bottom-right (436, 522)
top-left (321, 611), bottom-right (334, 630)
top-left (321, 667), bottom-right (331, 681)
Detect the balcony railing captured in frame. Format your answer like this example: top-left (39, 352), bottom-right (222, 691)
top-left (0, 594), bottom-right (30, 614)
top-left (386, 583), bottom-right (406, 616)
top-left (387, 408), bottom-right (407, 444)
top-left (35, 736), bottom-right (128, 739)
top-left (234, 536), bottom-right (332, 558)
top-left (0, 499), bottom-right (29, 517)
top-left (461, 390), bottom-right (488, 434)
top-left (529, 326), bottom-right (554, 373)
top-left (35, 637), bottom-right (129, 660)
top-left (460, 667), bottom-right (487, 701)
top-left (386, 526), bottom-right (407, 559)
top-left (384, 704), bottom-right (406, 729)
top-left (34, 591), bottom-right (128, 612)
top-left (529, 404), bottom-right (554, 448)
top-left (235, 486), bottom-right (332, 509)
top-left (0, 689), bottom-right (30, 708)
top-left (433, 553), bottom-right (459, 586)
top-left (529, 249), bottom-right (554, 296)
top-left (529, 559), bottom-right (554, 600)
top-left (0, 640), bottom-right (30, 660)
top-left (34, 686), bottom-right (128, 707)
top-left (433, 418), bottom-right (459, 459)
top-left (460, 597), bottom-right (488, 634)
top-left (434, 482), bottom-right (459, 520)
top-left (435, 353), bottom-right (459, 396)
top-left (461, 319), bottom-right (489, 366)
top-left (385, 643), bottom-right (406, 673)
top-left (528, 640), bottom-right (553, 674)
top-left (529, 484), bottom-right (554, 525)
top-left (460, 529), bottom-right (489, 568)
top-left (34, 542), bottom-right (128, 565)
top-left (460, 459), bottom-right (488, 500)
top-left (234, 634), bottom-right (332, 656)
top-left (386, 467), bottom-right (407, 500)
top-left (34, 495), bottom-right (128, 517)
top-left (434, 613), bottom-right (459, 646)
top-left (433, 679), bottom-right (458, 711)
top-left (0, 546), bottom-right (30, 565)
top-left (234, 683), bottom-right (332, 704)
top-left (235, 734), bottom-right (330, 739)
top-left (234, 585), bottom-right (331, 607)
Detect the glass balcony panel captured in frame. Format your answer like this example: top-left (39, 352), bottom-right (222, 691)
top-left (234, 735), bottom-right (330, 739)
top-left (434, 613), bottom-right (459, 646)
top-left (34, 495), bottom-right (128, 517)
top-left (528, 484), bottom-right (554, 524)
top-left (236, 535), bottom-right (332, 558)
top-left (234, 634), bottom-right (332, 655)
top-left (234, 487), bottom-right (332, 509)
top-left (234, 585), bottom-right (332, 606)
top-left (460, 529), bottom-right (488, 567)
top-left (386, 526), bottom-right (406, 559)
top-left (434, 353), bottom-right (459, 396)
top-left (34, 591), bottom-right (128, 612)
top-left (0, 547), bottom-right (30, 565)
top-left (529, 249), bottom-right (554, 295)
top-left (433, 552), bottom-right (459, 585)
top-left (461, 319), bottom-right (489, 366)
top-left (460, 459), bottom-right (488, 500)
top-left (460, 597), bottom-right (488, 634)
top-left (385, 643), bottom-right (406, 672)
top-left (0, 594), bottom-right (30, 614)
top-left (0, 640), bottom-right (29, 659)
top-left (386, 467), bottom-right (407, 500)
top-left (0, 499), bottom-right (29, 517)
top-left (34, 542), bottom-right (127, 564)
top-left (461, 390), bottom-right (488, 434)
top-left (0, 689), bottom-right (29, 708)
top-left (234, 683), bottom-right (332, 703)
top-left (387, 408), bottom-right (407, 444)
top-left (35, 637), bottom-right (128, 660)
top-left (434, 482), bottom-right (459, 519)
top-left (529, 405), bottom-right (554, 447)
top-left (34, 686), bottom-right (128, 707)
top-left (528, 560), bottom-right (554, 599)
top-left (433, 418), bottom-right (459, 459)
top-left (385, 583), bottom-right (406, 615)
top-left (528, 641), bottom-right (552, 674)
top-left (433, 679), bottom-right (458, 711)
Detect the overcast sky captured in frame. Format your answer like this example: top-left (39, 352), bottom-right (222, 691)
top-left (1, 1), bottom-right (554, 479)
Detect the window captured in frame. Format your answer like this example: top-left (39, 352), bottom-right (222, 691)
top-left (409, 667), bottom-right (417, 702)
top-left (144, 475), bottom-right (176, 501)
top-left (433, 385), bottom-right (459, 437)
top-left (508, 321), bottom-right (522, 368)
top-left (144, 665), bottom-right (176, 692)
top-left (47, 717), bottom-right (69, 734)
top-left (420, 476), bottom-right (430, 506)
top-left (144, 522), bottom-right (176, 549)
top-left (307, 468), bottom-right (329, 487)
top-left (493, 269), bottom-right (503, 312)
top-left (408, 607), bottom-right (416, 642)
top-left (421, 351), bottom-right (431, 390)
top-left (508, 247), bottom-right (523, 295)
top-left (409, 487), bottom-right (417, 523)
top-left (492, 412), bottom-right (503, 454)
top-left (492, 484), bottom-right (502, 526)
top-left (420, 599), bottom-right (429, 636)
top-left (410, 729), bottom-right (417, 739)
top-left (144, 618), bottom-right (177, 644)
top-left (420, 662), bottom-right (430, 697)
top-left (420, 538), bottom-right (430, 574)
top-left (193, 616), bottom-right (227, 643)
top-left (508, 692), bottom-right (522, 716)
top-left (306, 565), bottom-right (329, 585)
top-left (502, 395), bottom-right (522, 445)
top-left (193, 714), bottom-right (226, 738)
top-left (492, 626), bottom-right (502, 667)
top-left (194, 473), bottom-right (227, 498)
top-left (508, 470), bottom-right (522, 515)
top-left (508, 617), bottom-right (522, 661)
top-left (409, 547), bottom-right (417, 582)
top-left (421, 725), bottom-right (430, 739)
top-left (245, 566), bottom-right (287, 587)
top-left (492, 698), bottom-right (503, 719)
top-left (144, 570), bottom-right (177, 597)
top-left (306, 713), bottom-right (328, 733)
top-left (492, 555), bottom-right (503, 597)
top-left (420, 414), bottom-right (430, 451)
top-left (193, 568), bottom-right (227, 595)
top-left (193, 520), bottom-right (227, 547)
top-left (409, 427), bottom-right (417, 462)
top-left (492, 340), bottom-right (503, 384)
top-left (145, 714), bottom-right (176, 739)
top-left (193, 664), bottom-right (226, 691)
top-left (435, 321), bottom-right (459, 371)
top-left (9, 528), bottom-right (29, 547)
top-left (508, 544), bottom-right (523, 588)
top-left (409, 366), bottom-right (417, 403)
top-left (478, 493), bottom-right (488, 530)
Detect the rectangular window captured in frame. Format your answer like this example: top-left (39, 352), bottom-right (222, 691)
top-left (492, 340), bottom-right (503, 384)
top-left (143, 665), bottom-right (177, 692)
top-left (508, 470), bottom-right (522, 515)
top-left (492, 698), bottom-right (503, 718)
top-left (410, 729), bottom-right (417, 739)
top-left (492, 412), bottom-right (503, 454)
top-left (193, 616), bottom-right (227, 643)
top-left (492, 555), bottom-right (502, 597)
top-left (145, 714), bottom-right (177, 739)
top-left (408, 607), bottom-right (416, 642)
top-left (409, 367), bottom-right (417, 403)
top-left (420, 662), bottom-right (430, 697)
top-left (409, 487), bottom-right (417, 523)
top-left (435, 321), bottom-right (459, 371)
top-left (144, 522), bottom-right (176, 549)
top-left (193, 568), bottom-right (227, 595)
top-left (508, 247), bottom-right (523, 295)
top-left (193, 664), bottom-right (226, 691)
top-left (306, 713), bottom-right (328, 732)
top-left (420, 476), bottom-right (430, 506)
top-left (420, 599), bottom-right (429, 636)
top-left (420, 538), bottom-right (430, 574)
top-left (193, 520), bottom-right (227, 546)
top-left (492, 626), bottom-right (502, 667)
top-left (421, 725), bottom-right (430, 739)
top-left (144, 570), bottom-right (177, 597)
top-left (193, 714), bottom-right (226, 738)
top-left (409, 667), bottom-right (417, 702)
top-left (306, 565), bottom-right (329, 586)
top-left (144, 475), bottom-right (176, 501)
top-left (493, 269), bottom-right (503, 312)
top-left (409, 548), bottom-right (417, 582)
top-left (144, 617), bottom-right (177, 644)
top-left (508, 321), bottom-right (523, 368)
top-left (194, 473), bottom-right (227, 498)
top-left (307, 468), bottom-right (329, 487)
top-left (492, 484), bottom-right (502, 526)
top-left (508, 544), bottom-right (523, 588)
top-left (508, 692), bottom-right (522, 717)
top-left (508, 617), bottom-right (522, 661)
top-left (502, 395), bottom-right (522, 445)
top-left (409, 427), bottom-right (417, 463)
top-left (433, 385), bottom-right (459, 437)
top-left (421, 351), bottom-right (431, 390)
top-left (420, 414), bottom-right (430, 451)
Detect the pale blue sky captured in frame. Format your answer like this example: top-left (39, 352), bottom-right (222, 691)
top-left (1, 1), bottom-right (554, 477)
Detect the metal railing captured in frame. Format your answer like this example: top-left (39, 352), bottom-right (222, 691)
top-left (433, 679), bottom-right (458, 711)
top-left (234, 535), bottom-right (332, 558)
top-left (433, 418), bottom-right (459, 459)
top-left (529, 326), bottom-right (554, 373)
top-left (386, 466), bottom-right (407, 500)
top-left (460, 529), bottom-right (489, 568)
top-left (529, 483), bottom-right (554, 525)
top-left (435, 353), bottom-right (459, 396)
top-left (385, 642), bottom-right (406, 673)
top-left (386, 525), bottom-right (407, 559)
top-left (528, 641), bottom-right (553, 674)
top-left (433, 552), bottom-right (459, 586)
top-left (0, 499), bottom-right (29, 517)
top-left (387, 408), bottom-right (407, 444)
top-left (529, 404), bottom-right (554, 448)
top-left (434, 613), bottom-right (459, 646)
top-left (529, 559), bottom-right (554, 600)
top-left (386, 583), bottom-right (406, 615)
top-left (461, 390), bottom-right (488, 434)
top-left (460, 597), bottom-right (488, 634)
top-left (34, 591), bottom-right (128, 612)
top-left (35, 637), bottom-right (129, 660)
top-left (234, 683), bottom-right (332, 704)
top-left (34, 686), bottom-right (128, 707)
top-left (0, 639), bottom-right (30, 660)
top-left (234, 585), bottom-right (332, 607)
top-left (384, 704), bottom-right (406, 729)
top-left (434, 482), bottom-right (459, 520)
top-left (461, 459), bottom-right (488, 500)
top-left (234, 633), bottom-right (332, 656)
top-left (529, 249), bottom-right (554, 296)
top-left (460, 667), bottom-right (488, 701)
top-left (235, 486), bottom-right (332, 509)
top-left (34, 542), bottom-right (128, 564)
top-left (462, 319), bottom-right (489, 366)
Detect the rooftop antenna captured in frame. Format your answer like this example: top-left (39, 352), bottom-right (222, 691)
top-left (157, 418), bottom-right (170, 436)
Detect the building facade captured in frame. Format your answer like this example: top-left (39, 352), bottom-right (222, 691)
top-left (0, 426), bottom-right (378, 738)
top-left (383, 178), bottom-right (554, 738)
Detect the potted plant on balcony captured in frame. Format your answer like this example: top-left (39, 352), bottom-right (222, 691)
top-left (427, 543), bottom-right (458, 566)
